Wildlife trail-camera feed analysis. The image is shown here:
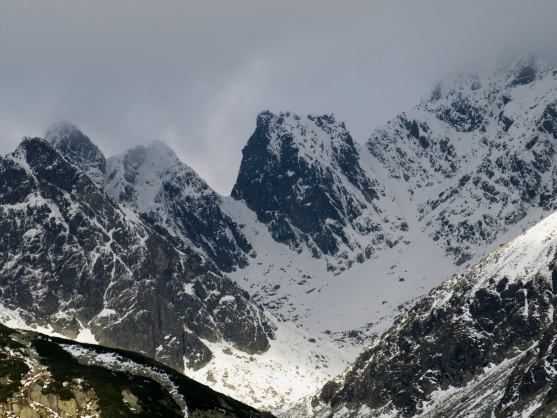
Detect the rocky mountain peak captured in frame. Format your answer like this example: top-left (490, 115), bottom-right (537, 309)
top-left (104, 139), bottom-right (253, 272)
top-left (506, 53), bottom-right (552, 87)
top-left (120, 140), bottom-right (181, 172)
top-left (245, 111), bottom-right (356, 171)
top-left (426, 54), bottom-right (553, 106)
top-left (107, 140), bottom-right (212, 204)
top-left (104, 140), bottom-right (194, 208)
top-left (0, 137), bottom-right (275, 372)
top-left (45, 124), bottom-right (253, 273)
top-left (45, 121), bottom-right (107, 185)
top-left (232, 111), bottom-right (402, 270)
top-left (367, 54), bottom-right (557, 267)
top-left (44, 121), bottom-right (84, 145)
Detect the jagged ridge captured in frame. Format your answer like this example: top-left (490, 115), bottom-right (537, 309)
top-left (367, 54), bottom-right (557, 265)
top-left (103, 140), bottom-right (253, 272)
top-left (0, 138), bottom-right (275, 372)
top-left (46, 124), bottom-right (253, 273)
top-left (232, 111), bottom-right (404, 272)
top-left (310, 207), bottom-right (557, 417)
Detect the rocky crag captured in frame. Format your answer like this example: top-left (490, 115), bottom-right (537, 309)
top-left (0, 138), bottom-right (275, 372)
top-left (303, 200), bottom-right (557, 417)
top-left (47, 124), bottom-right (253, 273)
top-left (231, 111), bottom-right (404, 272)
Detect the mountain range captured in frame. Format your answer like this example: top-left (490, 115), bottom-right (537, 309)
top-left (1, 53), bottom-right (557, 416)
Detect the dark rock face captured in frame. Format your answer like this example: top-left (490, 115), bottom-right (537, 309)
top-left (434, 89), bottom-right (487, 132)
top-left (538, 102), bottom-right (557, 140)
top-left (316, 218), bottom-right (557, 417)
top-left (508, 55), bottom-right (539, 87)
top-left (0, 138), bottom-right (274, 371)
top-left (231, 111), bottom-right (399, 270)
top-left (46, 125), bottom-right (252, 273)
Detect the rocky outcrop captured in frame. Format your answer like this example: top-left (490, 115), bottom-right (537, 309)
top-left (0, 138), bottom-right (274, 371)
top-left (367, 54), bottom-right (557, 265)
top-left (104, 141), bottom-right (253, 272)
top-left (231, 111), bottom-right (403, 271)
top-left (311, 209), bottom-right (557, 417)
top-left (47, 123), bottom-right (253, 273)
top-left (4, 383), bottom-right (99, 418)
top-left (45, 122), bottom-right (107, 186)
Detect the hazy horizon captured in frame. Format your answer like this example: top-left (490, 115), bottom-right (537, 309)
top-left (2, 0), bottom-right (557, 194)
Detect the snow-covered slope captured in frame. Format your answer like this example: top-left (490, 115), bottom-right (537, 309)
top-left (103, 141), bottom-right (253, 272)
top-left (305, 199), bottom-right (557, 418)
top-left (187, 318), bottom-right (359, 413)
top-left (230, 54), bottom-right (557, 349)
top-left (367, 54), bottom-right (557, 266)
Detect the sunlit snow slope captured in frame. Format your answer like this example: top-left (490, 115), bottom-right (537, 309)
top-left (306, 194), bottom-right (557, 417)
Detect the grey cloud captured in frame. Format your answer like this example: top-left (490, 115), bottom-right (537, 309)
top-left (1, 0), bottom-right (556, 194)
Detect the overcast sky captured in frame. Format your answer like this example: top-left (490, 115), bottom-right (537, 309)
top-left (1, 0), bottom-right (557, 194)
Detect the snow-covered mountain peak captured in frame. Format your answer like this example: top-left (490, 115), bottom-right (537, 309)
top-left (104, 140), bottom-right (253, 272)
top-left (44, 123), bottom-right (253, 272)
top-left (505, 52), bottom-right (553, 87)
top-left (367, 54), bottom-right (557, 267)
top-left (146, 138), bottom-right (181, 159)
top-left (45, 121), bottom-right (85, 145)
top-left (104, 141), bottom-right (208, 209)
top-left (45, 121), bottom-right (107, 185)
top-left (250, 111), bottom-right (354, 171)
top-left (120, 140), bottom-right (183, 170)
top-left (232, 110), bottom-right (404, 271)
top-left (425, 54), bottom-right (554, 107)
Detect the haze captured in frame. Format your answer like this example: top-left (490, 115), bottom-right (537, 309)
top-left (1, 0), bottom-right (556, 194)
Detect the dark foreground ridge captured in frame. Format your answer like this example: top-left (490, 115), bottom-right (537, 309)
top-left (0, 322), bottom-right (274, 417)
